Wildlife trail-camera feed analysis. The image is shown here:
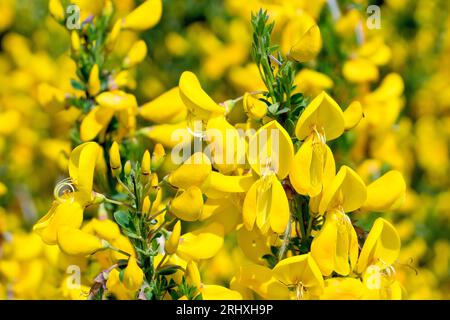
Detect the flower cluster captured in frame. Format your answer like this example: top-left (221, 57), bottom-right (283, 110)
top-left (0, 0), bottom-right (448, 300)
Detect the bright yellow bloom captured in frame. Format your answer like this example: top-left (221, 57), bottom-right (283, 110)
top-left (362, 170), bottom-right (406, 212)
top-left (311, 166), bottom-right (366, 276)
top-left (273, 254), bottom-right (324, 299)
top-left (290, 91), bottom-right (344, 197)
top-left (243, 121), bottom-right (293, 234)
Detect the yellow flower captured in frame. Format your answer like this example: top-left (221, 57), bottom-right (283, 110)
top-left (311, 166), bottom-right (366, 276)
top-left (80, 90), bottom-right (138, 141)
top-left (243, 121), bottom-right (293, 234)
top-left (123, 256), bottom-right (144, 291)
top-left (57, 226), bottom-right (105, 256)
top-left (294, 69), bottom-right (334, 97)
top-left (121, 0), bottom-right (162, 31)
top-left (289, 91), bottom-right (344, 197)
top-left (281, 12), bottom-right (322, 62)
top-left (33, 142), bottom-right (102, 244)
top-left (273, 254), bottom-right (324, 299)
top-left (356, 218), bottom-right (401, 274)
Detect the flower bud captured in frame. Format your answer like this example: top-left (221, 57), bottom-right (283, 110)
top-left (141, 150), bottom-right (151, 185)
top-left (151, 143), bottom-right (165, 171)
top-left (88, 64), bottom-right (101, 96)
top-left (71, 31), bottom-right (80, 55)
top-left (185, 260), bottom-right (202, 289)
top-left (123, 256), bottom-right (144, 291)
top-left (124, 160), bottom-right (132, 176)
top-left (142, 196), bottom-right (151, 216)
top-left (164, 220), bottom-right (181, 255)
top-left (109, 141), bottom-right (122, 177)
top-left (149, 173), bottom-right (160, 202)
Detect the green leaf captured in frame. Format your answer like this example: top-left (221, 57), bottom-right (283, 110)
top-left (70, 79), bottom-right (86, 91)
top-left (114, 210), bottom-right (131, 229)
top-left (156, 264), bottom-right (183, 276)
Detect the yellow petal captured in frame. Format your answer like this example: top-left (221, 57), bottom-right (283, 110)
top-left (310, 211), bottom-right (337, 276)
top-left (236, 226), bottom-right (272, 265)
top-left (356, 218), bottom-right (401, 273)
top-left (168, 152), bottom-right (212, 191)
top-left (177, 223), bottom-right (224, 260)
top-left (295, 91), bottom-right (345, 141)
top-left (34, 200), bottom-right (84, 245)
top-left (69, 142), bottom-right (101, 196)
top-left (237, 264), bottom-right (290, 299)
top-left (243, 93), bottom-right (267, 119)
top-left (321, 278), bottom-right (364, 300)
top-left (123, 40), bottom-right (147, 68)
top-left (139, 87), bottom-right (187, 124)
top-left (206, 171), bottom-right (255, 194)
top-left (170, 186), bottom-right (203, 222)
top-left (122, 0), bottom-right (162, 31)
top-left (80, 106), bottom-right (115, 141)
top-left (282, 13), bottom-right (322, 62)
top-left (342, 58), bottom-right (379, 83)
top-left (140, 122), bottom-right (192, 149)
top-left (273, 254), bottom-right (324, 292)
top-left (91, 218), bottom-right (121, 242)
top-left (179, 71), bottom-right (224, 120)
top-left (343, 101), bottom-right (363, 130)
top-left (201, 285), bottom-right (242, 300)
top-left (206, 115), bottom-right (243, 174)
top-left (289, 136), bottom-right (335, 197)
top-left (57, 226), bottom-right (104, 256)
top-left (319, 165), bottom-right (367, 214)
top-left (362, 171), bottom-right (406, 212)
top-left (247, 120), bottom-right (294, 179)
top-left (95, 90), bottom-right (137, 111)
